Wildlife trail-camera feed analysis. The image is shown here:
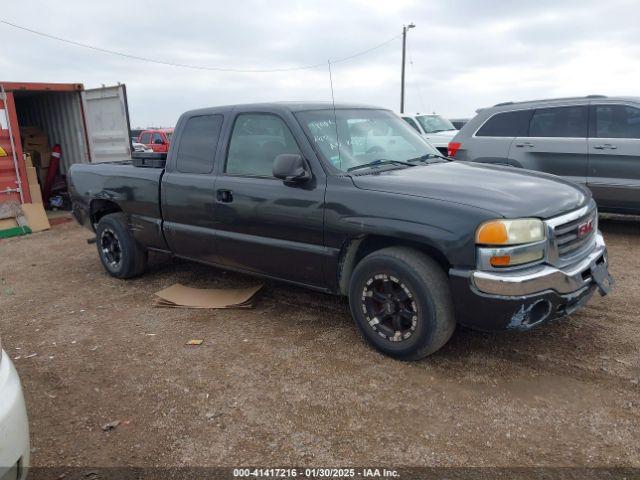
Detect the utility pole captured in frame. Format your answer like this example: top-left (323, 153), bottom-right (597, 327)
top-left (400, 23), bottom-right (415, 114)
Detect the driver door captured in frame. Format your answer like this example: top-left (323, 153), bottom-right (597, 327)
top-left (213, 111), bottom-right (327, 287)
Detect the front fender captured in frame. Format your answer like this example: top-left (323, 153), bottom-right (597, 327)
top-left (323, 185), bottom-right (497, 292)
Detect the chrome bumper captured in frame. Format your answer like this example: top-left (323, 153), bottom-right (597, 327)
top-left (472, 232), bottom-right (608, 297)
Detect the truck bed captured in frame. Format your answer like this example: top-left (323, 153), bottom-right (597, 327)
top-left (68, 161), bottom-right (167, 250)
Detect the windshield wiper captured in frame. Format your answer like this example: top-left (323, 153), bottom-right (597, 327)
top-left (347, 159), bottom-right (415, 173)
top-left (407, 153), bottom-right (448, 163)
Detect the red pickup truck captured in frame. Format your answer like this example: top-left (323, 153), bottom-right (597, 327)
top-left (137, 128), bottom-right (173, 153)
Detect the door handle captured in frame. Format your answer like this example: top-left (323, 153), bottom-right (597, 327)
top-left (515, 142), bottom-right (535, 148)
top-left (216, 189), bottom-right (233, 203)
top-left (593, 144), bottom-right (617, 150)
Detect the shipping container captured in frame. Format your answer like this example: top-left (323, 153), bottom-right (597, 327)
top-left (0, 81), bottom-right (132, 206)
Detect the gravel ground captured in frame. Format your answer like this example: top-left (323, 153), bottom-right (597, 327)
top-left (0, 216), bottom-right (638, 468)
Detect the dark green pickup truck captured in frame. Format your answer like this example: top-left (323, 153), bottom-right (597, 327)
top-left (69, 102), bottom-right (613, 360)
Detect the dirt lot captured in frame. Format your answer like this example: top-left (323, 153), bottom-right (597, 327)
top-left (0, 216), bottom-right (638, 467)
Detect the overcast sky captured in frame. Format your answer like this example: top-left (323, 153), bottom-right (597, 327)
top-left (2, 0), bottom-right (640, 127)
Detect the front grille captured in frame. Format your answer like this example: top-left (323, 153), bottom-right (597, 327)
top-left (551, 206), bottom-right (597, 261)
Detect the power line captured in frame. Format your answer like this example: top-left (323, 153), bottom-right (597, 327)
top-left (0, 18), bottom-right (401, 73)
top-left (406, 42), bottom-right (428, 113)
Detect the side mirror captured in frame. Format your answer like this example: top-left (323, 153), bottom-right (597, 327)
top-left (273, 154), bottom-right (311, 184)
top-left (153, 138), bottom-right (164, 145)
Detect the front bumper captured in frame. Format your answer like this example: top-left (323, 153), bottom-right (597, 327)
top-left (449, 232), bottom-right (612, 331)
top-left (0, 351), bottom-right (30, 480)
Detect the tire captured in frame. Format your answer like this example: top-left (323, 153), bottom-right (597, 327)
top-left (95, 212), bottom-right (147, 279)
top-left (348, 247), bottom-right (455, 360)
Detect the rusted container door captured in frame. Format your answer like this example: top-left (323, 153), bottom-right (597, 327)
top-left (0, 89), bottom-right (30, 204)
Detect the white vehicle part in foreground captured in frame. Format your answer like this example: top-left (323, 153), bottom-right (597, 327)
top-left (0, 349), bottom-right (30, 480)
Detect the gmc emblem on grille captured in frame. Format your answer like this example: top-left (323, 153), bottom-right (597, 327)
top-left (577, 219), bottom-right (594, 238)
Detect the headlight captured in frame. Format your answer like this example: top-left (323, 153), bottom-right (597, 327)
top-left (476, 219), bottom-right (546, 268)
top-left (476, 218), bottom-right (545, 246)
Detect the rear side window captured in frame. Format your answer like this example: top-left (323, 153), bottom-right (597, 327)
top-left (226, 113), bottom-right (301, 177)
top-left (140, 132), bottom-right (151, 144)
top-left (175, 115), bottom-right (223, 174)
top-left (593, 105), bottom-right (640, 139)
top-left (476, 110), bottom-right (533, 137)
top-left (529, 106), bottom-right (587, 138)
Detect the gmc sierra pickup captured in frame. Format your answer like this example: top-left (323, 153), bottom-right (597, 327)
top-left (69, 102), bottom-right (613, 360)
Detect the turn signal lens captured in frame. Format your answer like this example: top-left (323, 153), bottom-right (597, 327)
top-left (476, 222), bottom-right (508, 245)
top-left (489, 255), bottom-right (511, 267)
top-left (476, 219), bottom-right (545, 246)
top-left (490, 250), bottom-right (544, 268)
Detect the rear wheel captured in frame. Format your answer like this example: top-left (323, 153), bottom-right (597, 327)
top-left (96, 213), bottom-right (147, 279)
top-left (348, 247), bottom-right (455, 360)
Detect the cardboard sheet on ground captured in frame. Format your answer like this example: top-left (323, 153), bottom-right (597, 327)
top-left (21, 203), bottom-right (50, 232)
top-left (153, 283), bottom-right (263, 309)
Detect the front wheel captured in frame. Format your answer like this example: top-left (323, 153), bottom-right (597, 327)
top-left (348, 247), bottom-right (455, 360)
top-left (95, 213), bottom-right (147, 279)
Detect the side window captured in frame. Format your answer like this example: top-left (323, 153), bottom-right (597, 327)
top-left (402, 117), bottom-right (421, 133)
top-left (594, 105), bottom-right (640, 139)
top-left (140, 132), bottom-right (151, 144)
top-left (226, 114), bottom-right (301, 177)
top-left (476, 110), bottom-right (533, 137)
top-left (175, 115), bottom-right (223, 174)
top-left (529, 106), bottom-right (587, 138)
top-left (152, 132), bottom-right (164, 144)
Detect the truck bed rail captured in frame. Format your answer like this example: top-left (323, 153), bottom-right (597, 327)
top-left (131, 151), bottom-right (166, 168)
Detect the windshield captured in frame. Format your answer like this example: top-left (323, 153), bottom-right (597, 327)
top-left (415, 115), bottom-right (456, 133)
top-left (296, 109), bottom-right (441, 172)
top-left (165, 131), bottom-right (173, 141)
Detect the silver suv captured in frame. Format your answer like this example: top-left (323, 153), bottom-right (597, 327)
top-left (449, 96), bottom-right (640, 214)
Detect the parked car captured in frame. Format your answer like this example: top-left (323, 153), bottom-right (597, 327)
top-left (138, 128), bottom-right (173, 153)
top-left (449, 96), bottom-right (640, 214)
top-left (449, 118), bottom-right (470, 130)
top-left (69, 102), bottom-right (612, 360)
top-left (0, 343), bottom-right (30, 480)
top-left (401, 113), bottom-right (458, 155)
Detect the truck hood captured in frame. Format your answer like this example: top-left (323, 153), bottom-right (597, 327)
top-left (424, 130), bottom-right (457, 139)
top-left (350, 161), bottom-right (590, 219)
top-left (423, 130), bottom-right (457, 144)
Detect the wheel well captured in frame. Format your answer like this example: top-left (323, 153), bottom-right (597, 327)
top-left (90, 200), bottom-right (122, 227)
top-left (338, 235), bottom-right (451, 295)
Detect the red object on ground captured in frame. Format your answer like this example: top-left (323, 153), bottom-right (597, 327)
top-left (43, 144), bottom-right (62, 204)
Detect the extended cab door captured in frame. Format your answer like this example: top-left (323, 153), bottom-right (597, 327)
top-left (161, 113), bottom-right (225, 263)
top-left (509, 105), bottom-right (588, 185)
top-left (82, 84), bottom-right (132, 163)
top-left (212, 109), bottom-right (327, 287)
top-left (588, 103), bottom-right (640, 212)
